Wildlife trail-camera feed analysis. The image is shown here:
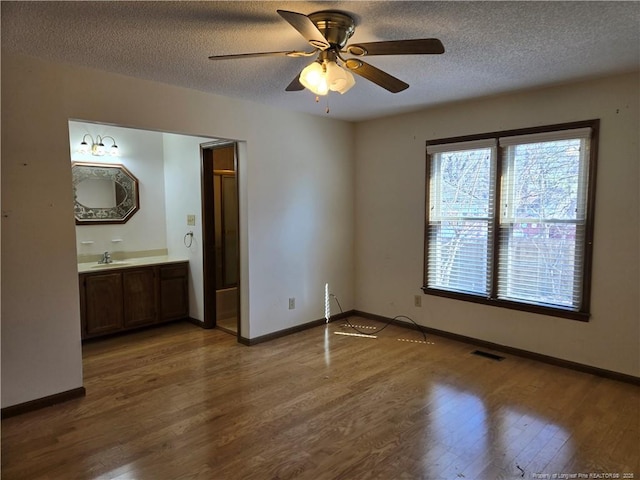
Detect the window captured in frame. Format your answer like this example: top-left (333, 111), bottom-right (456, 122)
top-left (424, 120), bottom-right (598, 320)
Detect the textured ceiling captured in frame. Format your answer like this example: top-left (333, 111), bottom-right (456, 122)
top-left (2, 1), bottom-right (639, 122)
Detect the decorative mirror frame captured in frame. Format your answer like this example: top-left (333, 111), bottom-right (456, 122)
top-left (72, 162), bottom-right (140, 225)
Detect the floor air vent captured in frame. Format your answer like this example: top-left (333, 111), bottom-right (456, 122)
top-left (471, 350), bottom-right (505, 361)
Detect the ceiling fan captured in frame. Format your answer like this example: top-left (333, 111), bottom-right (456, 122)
top-left (208, 9), bottom-right (444, 96)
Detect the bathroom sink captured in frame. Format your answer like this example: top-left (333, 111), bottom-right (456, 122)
top-left (90, 262), bottom-right (133, 268)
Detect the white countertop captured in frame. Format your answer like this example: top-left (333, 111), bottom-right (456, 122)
top-left (78, 255), bottom-right (189, 273)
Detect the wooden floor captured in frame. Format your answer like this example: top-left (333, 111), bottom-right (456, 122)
top-left (216, 316), bottom-right (238, 334)
top-left (2, 317), bottom-right (638, 480)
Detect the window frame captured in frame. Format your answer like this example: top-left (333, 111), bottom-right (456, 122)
top-left (423, 120), bottom-right (599, 321)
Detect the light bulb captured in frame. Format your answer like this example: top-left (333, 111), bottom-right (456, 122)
top-left (109, 144), bottom-right (119, 156)
top-left (302, 63), bottom-right (322, 86)
top-left (93, 142), bottom-right (106, 156)
top-left (78, 141), bottom-right (90, 154)
top-left (300, 61), bottom-right (329, 96)
top-left (316, 77), bottom-right (329, 96)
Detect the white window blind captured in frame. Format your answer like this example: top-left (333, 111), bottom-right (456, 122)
top-left (498, 127), bottom-right (592, 147)
top-left (426, 140), bottom-right (497, 295)
top-left (498, 129), bottom-right (591, 309)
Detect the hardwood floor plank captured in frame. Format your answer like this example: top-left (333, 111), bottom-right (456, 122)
top-left (2, 319), bottom-right (638, 479)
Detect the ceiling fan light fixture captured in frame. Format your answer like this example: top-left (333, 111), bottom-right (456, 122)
top-left (299, 60), bottom-right (355, 96)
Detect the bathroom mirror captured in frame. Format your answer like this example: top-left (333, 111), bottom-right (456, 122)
top-left (72, 162), bottom-right (139, 225)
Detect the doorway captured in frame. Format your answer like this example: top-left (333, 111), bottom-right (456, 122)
top-left (201, 143), bottom-right (240, 335)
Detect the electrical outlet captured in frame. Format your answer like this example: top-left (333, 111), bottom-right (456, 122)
top-left (187, 214), bottom-right (196, 226)
top-left (288, 297), bottom-right (295, 310)
top-left (414, 295), bottom-right (422, 307)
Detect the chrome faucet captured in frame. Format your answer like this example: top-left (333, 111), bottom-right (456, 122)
top-left (98, 251), bottom-right (112, 264)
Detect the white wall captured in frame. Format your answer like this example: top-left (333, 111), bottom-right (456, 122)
top-left (162, 133), bottom-right (215, 322)
top-left (69, 122), bottom-right (168, 258)
top-left (244, 114), bottom-right (355, 338)
top-left (354, 72), bottom-right (640, 377)
top-left (1, 52), bottom-right (355, 408)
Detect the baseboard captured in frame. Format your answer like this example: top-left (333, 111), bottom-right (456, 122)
top-left (186, 316), bottom-right (207, 328)
top-left (353, 310), bottom-right (640, 386)
top-left (1, 387), bottom-right (86, 419)
top-left (238, 310), bottom-right (355, 346)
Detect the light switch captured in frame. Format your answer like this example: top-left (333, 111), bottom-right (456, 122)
top-left (187, 214), bottom-right (196, 226)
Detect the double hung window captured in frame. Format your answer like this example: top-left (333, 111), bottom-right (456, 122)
top-left (424, 120), bottom-right (598, 320)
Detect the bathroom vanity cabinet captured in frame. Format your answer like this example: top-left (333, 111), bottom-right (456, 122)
top-left (79, 261), bottom-right (189, 339)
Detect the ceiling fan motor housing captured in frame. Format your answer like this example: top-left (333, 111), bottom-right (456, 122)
top-left (308, 11), bottom-right (356, 49)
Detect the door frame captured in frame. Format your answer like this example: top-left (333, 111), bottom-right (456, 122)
top-left (200, 141), bottom-right (240, 334)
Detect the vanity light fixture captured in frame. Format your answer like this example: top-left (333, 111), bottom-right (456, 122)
top-left (78, 134), bottom-right (119, 156)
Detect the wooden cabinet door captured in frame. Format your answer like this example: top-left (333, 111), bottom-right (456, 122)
top-left (84, 273), bottom-right (123, 337)
top-left (159, 264), bottom-right (189, 321)
top-left (123, 269), bottom-right (157, 328)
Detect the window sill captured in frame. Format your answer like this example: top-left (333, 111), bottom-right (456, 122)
top-left (421, 287), bottom-right (590, 322)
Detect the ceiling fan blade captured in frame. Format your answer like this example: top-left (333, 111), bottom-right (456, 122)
top-left (209, 51), bottom-right (309, 60)
top-left (277, 10), bottom-right (330, 50)
top-left (285, 74), bottom-right (305, 92)
top-left (346, 39), bottom-right (445, 56)
top-left (344, 59), bottom-right (409, 93)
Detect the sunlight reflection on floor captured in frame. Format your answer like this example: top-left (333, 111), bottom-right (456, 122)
top-left (420, 382), bottom-right (571, 478)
